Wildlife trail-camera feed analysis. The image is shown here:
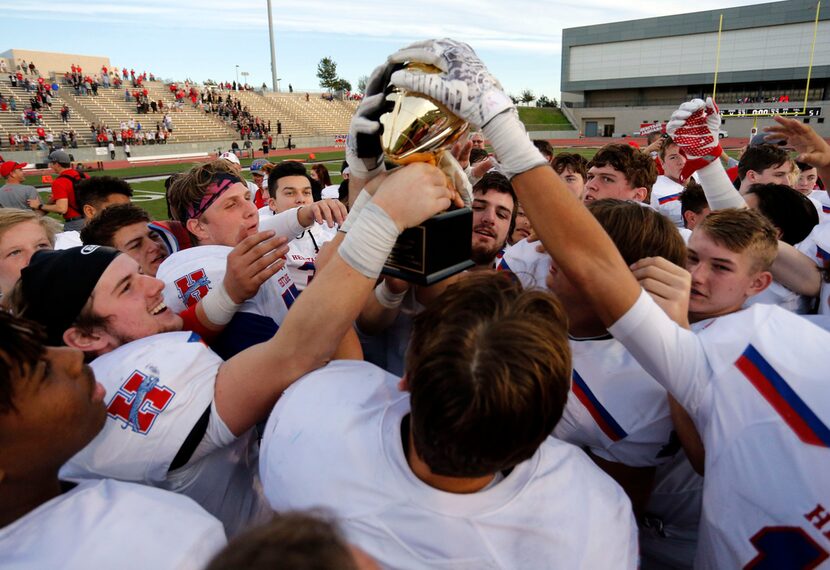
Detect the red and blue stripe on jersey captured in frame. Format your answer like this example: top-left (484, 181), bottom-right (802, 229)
top-left (658, 193), bottom-right (681, 205)
top-left (735, 344), bottom-right (830, 448)
top-left (571, 370), bottom-right (628, 442)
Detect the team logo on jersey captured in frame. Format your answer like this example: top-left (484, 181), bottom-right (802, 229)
top-left (174, 268), bottom-right (211, 307)
top-left (815, 245), bottom-right (830, 263)
top-left (107, 370), bottom-right (176, 435)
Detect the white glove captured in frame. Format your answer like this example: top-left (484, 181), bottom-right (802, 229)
top-left (389, 38), bottom-right (546, 179)
top-left (666, 97), bottom-right (723, 182)
top-left (345, 63), bottom-right (396, 181)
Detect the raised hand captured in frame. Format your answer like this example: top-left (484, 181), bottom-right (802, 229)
top-left (630, 256), bottom-right (691, 328)
top-left (300, 198), bottom-right (348, 228)
top-left (345, 62), bottom-right (397, 182)
top-left (224, 231), bottom-right (288, 303)
top-left (372, 162), bottom-right (457, 230)
top-left (666, 97), bottom-right (723, 182)
top-left (388, 38), bottom-right (513, 128)
top-left (764, 116), bottom-right (830, 168)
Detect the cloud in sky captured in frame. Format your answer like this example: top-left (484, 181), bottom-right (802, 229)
top-left (1, 0), bottom-right (774, 95)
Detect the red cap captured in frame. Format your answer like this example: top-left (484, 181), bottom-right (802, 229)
top-left (0, 161), bottom-right (27, 178)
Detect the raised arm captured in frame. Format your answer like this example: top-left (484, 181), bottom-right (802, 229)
top-left (387, 39), bottom-right (642, 326)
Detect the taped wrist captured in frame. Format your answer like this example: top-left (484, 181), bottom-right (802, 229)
top-left (339, 202), bottom-right (399, 279)
top-left (339, 190), bottom-right (372, 233)
top-left (375, 280), bottom-right (407, 309)
top-left (483, 111), bottom-right (548, 179)
top-left (695, 159), bottom-right (746, 210)
top-left (201, 281), bottom-right (241, 326)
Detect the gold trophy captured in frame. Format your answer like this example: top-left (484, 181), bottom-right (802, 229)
top-left (379, 63), bottom-right (475, 285)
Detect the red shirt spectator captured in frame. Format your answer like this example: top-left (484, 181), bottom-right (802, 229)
top-left (50, 168), bottom-right (84, 222)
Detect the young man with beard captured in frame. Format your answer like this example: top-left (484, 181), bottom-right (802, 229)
top-left (355, 172), bottom-right (515, 375)
top-left (11, 163), bottom-right (455, 536)
top-left (0, 312), bottom-right (227, 568)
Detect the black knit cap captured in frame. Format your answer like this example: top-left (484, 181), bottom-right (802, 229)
top-left (19, 246), bottom-right (120, 346)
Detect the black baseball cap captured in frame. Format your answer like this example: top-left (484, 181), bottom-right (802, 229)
top-left (19, 246), bottom-right (120, 346)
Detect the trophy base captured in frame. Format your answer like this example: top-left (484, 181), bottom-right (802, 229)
top-left (382, 207), bottom-right (474, 286)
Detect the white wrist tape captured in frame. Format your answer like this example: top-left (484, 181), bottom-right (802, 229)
top-left (339, 190), bottom-right (372, 234)
top-left (375, 280), bottom-right (407, 309)
top-left (339, 202), bottom-right (399, 279)
top-left (482, 111), bottom-right (549, 179)
top-left (201, 281), bottom-right (241, 326)
top-left (696, 160), bottom-right (747, 211)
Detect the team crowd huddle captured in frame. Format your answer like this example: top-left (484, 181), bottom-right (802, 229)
top-left (1, 38), bottom-right (830, 569)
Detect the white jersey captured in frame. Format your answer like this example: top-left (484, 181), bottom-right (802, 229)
top-left (260, 360), bottom-right (638, 569)
top-left (610, 291), bottom-right (830, 569)
top-left (496, 237), bottom-right (550, 290)
top-left (60, 332), bottom-right (268, 536)
top-left (650, 176), bottom-right (685, 228)
top-left (158, 245), bottom-right (298, 357)
top-left (743, 279), bottom-right (809, 314)
top-left (554, 336), bottom-right (676, 467)
top-left (54, 230), bottom-right (82, 250)
top-left (0, 479), bottom-right (226, 570)
top-left (796, 221), bottom-right (830, 315)
top-left (284, 223), bottom-right (337, 290)
top-left (810, 190), bottom-right (830, 221)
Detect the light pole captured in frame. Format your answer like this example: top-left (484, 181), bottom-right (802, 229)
top-left (267, 0), bottom-right (278, 92)
top-left (240, 71), bottom-right (249, 89)
top-left (235, 65), bottom-right (239, 86)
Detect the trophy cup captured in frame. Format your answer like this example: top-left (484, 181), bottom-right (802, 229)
top-left (379, 63), bottom-right (475, 285)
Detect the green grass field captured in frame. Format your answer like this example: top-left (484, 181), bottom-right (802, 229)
top-left (30, 144), bottom-right (744, 223)
top-left (517, 107), bottom-right (574, 130)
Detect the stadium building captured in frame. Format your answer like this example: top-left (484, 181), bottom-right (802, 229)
top-left (560, 0), bottom-right (830, 138)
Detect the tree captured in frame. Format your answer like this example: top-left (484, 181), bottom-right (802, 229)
top-left (357, 75), bottom-right (369, 93)
top-left (317, 57), bottom-right (338, 92)
top-left (536, 95), bottom-right (560, 108)
top-left (333, 78), bottom-right (352, 92)
top-left (521, 89), bottom-right (535, 107)
top-left (509, 94), bottom-right (520, 105)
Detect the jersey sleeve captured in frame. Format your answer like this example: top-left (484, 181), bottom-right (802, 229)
top-left (258, 206), bottom-right (306, 240)
top-left (608, 290), bottom-right (712, 418)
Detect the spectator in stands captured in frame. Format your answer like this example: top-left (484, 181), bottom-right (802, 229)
top-left (0, 162), bottom-right (40, 211)
top-left (27, 150), bottom-right (86, 232)
top-left (679, 181), bottom-right (710, 230)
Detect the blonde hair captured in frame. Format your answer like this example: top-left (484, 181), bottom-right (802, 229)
top-left (697, 208), bottom-right (778, 272)
top-left (0, 210), bottom-right (60, 247)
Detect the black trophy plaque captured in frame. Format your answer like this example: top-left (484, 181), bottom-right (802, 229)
top-left (381, 207), bottom-right (474, 285)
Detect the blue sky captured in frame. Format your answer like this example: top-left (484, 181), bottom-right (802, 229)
top-left (1, 0), bottom-right (769, 99)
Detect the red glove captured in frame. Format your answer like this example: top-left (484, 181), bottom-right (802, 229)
top-left (666, 97), bottom-right (723, 182)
